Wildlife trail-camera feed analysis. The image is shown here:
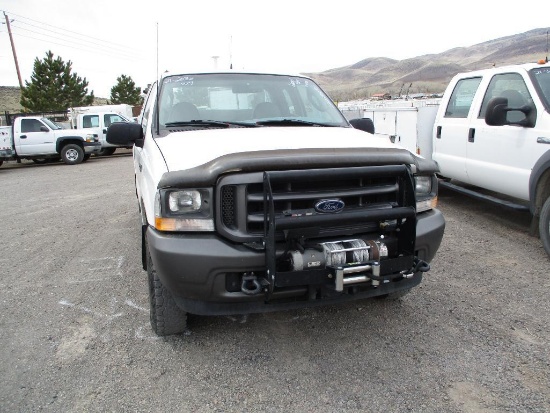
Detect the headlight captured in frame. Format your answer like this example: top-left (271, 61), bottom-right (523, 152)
top-left (414, 175), bottom-right (438, 212)
top-left (169, 190), bottom-right (201, 213)
top-left (415, 176), bottom-right (432, 195)
top-left (154, 189), bottom-right (214, 232)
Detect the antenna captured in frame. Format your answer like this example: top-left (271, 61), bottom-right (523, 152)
top-left (156, 22), bottom-right (159, 84)
top-left (546, 30), bottom-right (549, 63)
top-left (156, 22), bottom-right (160, 135)
top-left (229, 35), bottom-right (233, 69)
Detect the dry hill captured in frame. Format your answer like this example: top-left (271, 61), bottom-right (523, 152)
top-left (306, 27), bottom-right (549, 101)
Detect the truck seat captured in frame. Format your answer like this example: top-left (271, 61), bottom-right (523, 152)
top-left (253, 102), bottom-right (281, 119)
top-left (168, 102), bottom-right (200, 122)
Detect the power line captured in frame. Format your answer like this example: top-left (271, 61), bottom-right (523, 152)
top-left (12, 21), bottom-right (141, 57)
top-left (11, 31), bottom-right (146, 63)
top-left (1, 9), bottom-right (143, 55)
top-left (11, 24), bottom-right (143, 61)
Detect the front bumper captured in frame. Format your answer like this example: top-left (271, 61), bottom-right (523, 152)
top-left (147, 208), bottom-right (445, 316)
top-left (83, 142), bottom-right (101, 154)
top-left (0, 148), bottom-right (15, 159)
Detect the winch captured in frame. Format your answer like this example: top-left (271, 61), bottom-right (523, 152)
top-left (288, 238), bottom-right (388, 271)
top-left (287, 238), bottom-right (390, 292)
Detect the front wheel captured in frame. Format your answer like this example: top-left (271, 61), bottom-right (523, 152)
top-left (61, 144), bottom-right (84, 165)
top-left (147, 241), bottom-right (187, 336)
top-left (98, 147), bottom-right (116, 156)
top-left (539, 196), bottom-right (550, 257)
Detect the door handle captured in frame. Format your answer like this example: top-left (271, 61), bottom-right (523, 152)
top-left (468, 128), bottom-right (475, 143)
top-left (139, 163), bottom-right (143, 172)
top-left (436, 126), bottom-right (442, 139)
top-left (20, 135), bottom-right (27, 139)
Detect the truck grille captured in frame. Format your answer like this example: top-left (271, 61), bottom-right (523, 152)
top-left (217, 165), bottom-right (414, 242)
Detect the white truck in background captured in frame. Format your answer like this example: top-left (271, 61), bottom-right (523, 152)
top-left (69, 110), bottom-right (132, 156)
top-left (69, 104), bottom-right (135, 156)
top-left (0, 115), bottom-right (101, 167)
top-left (354, 61), bottom-right (550, 257)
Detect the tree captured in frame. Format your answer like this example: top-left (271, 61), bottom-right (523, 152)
top-left (20, 51), bottom-right (94, 112)
top-left (109, 75), bottom-right (143, 106)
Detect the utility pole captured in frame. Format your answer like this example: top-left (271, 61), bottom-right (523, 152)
top-left (3, 12), bottom-right (23, 88)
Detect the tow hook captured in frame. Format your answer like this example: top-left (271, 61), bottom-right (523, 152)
top-left (414, 259), bottom-right (431, 273)
top-left (241, 273), bottom-right (262, 295)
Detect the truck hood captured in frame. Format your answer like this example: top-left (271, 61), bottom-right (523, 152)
top-left (53, 128), bottom-right (95, 138)
top-left (154, 127), bottom-right (428, 188)
top-left (156, 126), bottom-right (398, 172)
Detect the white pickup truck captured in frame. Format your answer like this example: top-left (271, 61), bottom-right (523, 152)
top-left (106, 70), bottom-right (445, 336)
top-left (0, 115), bottom-right (101, 167)
top-left (356, 62), bottom-right (550, 257)
top-left (70, 111), bottom-right (133, 156)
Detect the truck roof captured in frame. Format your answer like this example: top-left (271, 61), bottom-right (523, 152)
top-left (454, 61), bottom-right (550, 78)
top-left (159, 70), bottom-right (312, 80)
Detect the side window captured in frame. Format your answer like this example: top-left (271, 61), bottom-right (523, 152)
top-left (444, 77), bottom-right (482, 118)
top-left (104, 114), bottom-right (124, 127)
top-left (21, 119), bottom-right (45, 133)
top-left (479, 72), bottom-right (532, 123)
top-left (82, 115), bottom-right (99, 128)
top-left (141, 82), bottom-right (157, 134)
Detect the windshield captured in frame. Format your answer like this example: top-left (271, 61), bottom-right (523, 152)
top-left (156, 73), bottom-right (348, 129)
top-left (530, 66), bottom-right (550, 111)
top-left (41, 118), bottom-right (62, 130)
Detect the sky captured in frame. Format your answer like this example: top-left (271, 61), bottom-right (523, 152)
top-left (1, 0), bottom-right (549, 98)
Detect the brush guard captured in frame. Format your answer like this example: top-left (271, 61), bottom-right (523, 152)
top-left (261, 166), bottom-right (426, 300)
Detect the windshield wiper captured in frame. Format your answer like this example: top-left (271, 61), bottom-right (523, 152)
top-left (165, 120), bottom-right (257, 128)
top-left (255, 119), bottom-right (334, 127)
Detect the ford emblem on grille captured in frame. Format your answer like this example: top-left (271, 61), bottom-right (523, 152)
top-left (314, 199), bottom-right (345, 213)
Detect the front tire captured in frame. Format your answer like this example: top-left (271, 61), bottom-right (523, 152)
top-left (147, 241), bottom-right (187, 336)
top-left (98, 147), bottom-right (116, 156)
top-left (539, 196), bottom-right (550, 257)
top-left (61, 144), bottom-right (84, 165)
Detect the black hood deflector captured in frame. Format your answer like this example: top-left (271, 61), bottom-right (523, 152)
top-left (158, 147), bottom-right (437, 189)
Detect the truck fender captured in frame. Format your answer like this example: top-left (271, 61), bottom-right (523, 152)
top-left (529, 149), bottom-right (550, 216)
top-left (55, 136), bottom-right (84, 153)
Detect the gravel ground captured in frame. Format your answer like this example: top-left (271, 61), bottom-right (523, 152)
top-left (0, 154), bottom-right (549, 412)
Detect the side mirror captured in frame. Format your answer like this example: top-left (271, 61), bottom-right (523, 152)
top-left (106, 122), bottom-right (144, 147)
top-left (40, 126), bottom-right (49, 132)
top-left (349, 118), bottom-right (375, 134)
top-left (485, 97), bottom-right (536, 127)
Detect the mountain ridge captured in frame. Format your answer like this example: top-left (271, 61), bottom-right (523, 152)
top-left (306, 27), bottom-right (549, 101)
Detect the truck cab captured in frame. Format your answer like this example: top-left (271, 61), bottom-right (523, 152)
top-left (76, 112), bottom-right (132, 156)
top-left (433, 62), bottom-right (550, 255)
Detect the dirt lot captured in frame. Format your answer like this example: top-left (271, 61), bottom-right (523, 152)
top-left (1, 154), bottom-right (549, 412)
